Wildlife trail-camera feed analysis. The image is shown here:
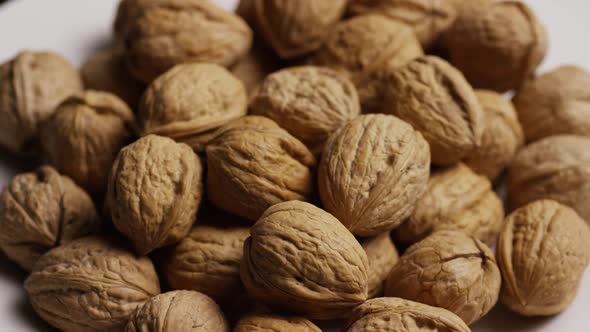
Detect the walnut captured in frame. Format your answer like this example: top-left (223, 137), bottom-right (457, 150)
top-left (507, 135), bottom-right (590, 222)
top-left (318, 114), bottom-right (430, 237)
top-left (107, 135), bottom-right (203, 255)
top-left (139, 63), bottom-right (247, 152)
top-left (309, 15), bottom-right (423, 113)
top-left (234, 314), bottom-right (321, 332)
top-left (345, 297), bottom-right (470, 332)
top-left (241, 200), bottom-right (369, 319)
top-left (231, 42), bottom-right (282, 96)
top-left (0, 51), bottom-right (82, 154)
top-left (443, 0), bottom-right (547, 92)
top-left (463, 90), bottom-right (524, 181)
top-left (0, 166), bottom-right (99, 271)
top-left (250, 66), bottom-right (361, 154)
top-left (385, 230), bottom-right (501, 325)
top-left (125, 290), bottom-right (229, 332)
top-left (395, 163), bottom-right (504, 246)
top-left (513, 65), bottom-right (590, 143)
top-left (41, 90), bottom-right (135, 197)
top-left (361, 233), bottom-right (399, 298)
top-left (382, 55), bottom-right (484, 166)
top-left (206, 116), bottom-right (316, 222)
top-left (24, 236), bottom-right (161, 332)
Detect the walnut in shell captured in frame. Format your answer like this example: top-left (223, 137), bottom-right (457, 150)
top-left (231, 42), bottom-right (282, 96)
top-left (107, 135), bottom-right (203, 255)
top-left (318, 114), bottom-right (430, 237)
top-left (241, 201), bottom-right (369, 319)
top-left (234, 314), bottom-right (321, 332)
top-left (0, 166), bottom-right (99, 271)
top-left (385, 230), bottom-right (501, 325)
top-left (361, 233), bottom-right (399, 298)
top-left (0, 51), bottom-right (82, 154)
top-left (24, 236), bottom-right (161, 332)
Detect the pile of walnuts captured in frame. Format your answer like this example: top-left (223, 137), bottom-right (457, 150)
top-left (0, 0), bottom-right (589, 331)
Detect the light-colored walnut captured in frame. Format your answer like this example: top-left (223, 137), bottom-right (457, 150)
top-left (233, 314), bottom-right (321, 332)
top-left (361, 233), bottom-right (399, 298)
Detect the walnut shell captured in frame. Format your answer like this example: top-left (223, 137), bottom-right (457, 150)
top-left (125, 290), bottom-right (229, 332)
top-left (507, 135), bottom-right (590, 222)
top-left (443, 0), bottom-right (547, 92)
top-left (383, 55), bottom-right (484, 166)
top-left (139, 63), bottom-right (247, 152)
top-left (385, 230), bottom-right (501, 325)
top-left (206, 116), bottom-right (316, 222)
top-left (497, 200), bottom-right (590, 317)
top-left (125, 0), bottom-right (253, 83)
top-left (24, 236), bottom-right (161, 332)
top-left (318, 114), bottom-right (430, 237)
top-left (345, 297), bottom-right (471, 332)
top-left (463, 90), bottom-right (524, 181)
top-left (0, 51), bottom-right (82, 154)
top-left (309, 15), bottom-right (423, 113)
top-left (241, 201), bottom-right (369, 320)
top-left (361, 233), bottom-right (399, 298)
top-left (234, 314), bottom-right (321, 332)
top-left (513, 65), bottom-right (590, 143)
top-left (0, 166), bottom-right (99, 271)
top-left (41, 90), bottom-right (135, 197)
top-left (250, 66), bottom-right (361, 154)
top-left (107, 135), bottom-right (203, 255)
top-left (395, 163), bottom-right (504, 246)
top-left (231, 42), bottom-right (282, 96)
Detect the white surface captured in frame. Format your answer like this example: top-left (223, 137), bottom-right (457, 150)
top-left (0, 0), bottom-right (589, 331)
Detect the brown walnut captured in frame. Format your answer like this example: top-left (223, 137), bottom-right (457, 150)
top-left (231, 42), bottom-right (282, 96)
top-left (361, 233), bottom-right (399, 298)
top-left (233, 314), bottom-right (321, 332)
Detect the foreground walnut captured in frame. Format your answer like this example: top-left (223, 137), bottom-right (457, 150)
top-left (107, 135), bottom-right (203, 254)
top-left (497, 200), bottom-right (590, 316)
top-left (361, 233), bottom-right (399, 298)
top-left (234, 314), bottom-right (321, 332)
top-left (385, 230), bottom-right (501, 325)
top-left (241, 201), bottom-right (369, 319)
top-left (0, 166), bottom-right (99, 271)
top-left (0, 51), bottom-right (82, 154)
top-left (25, 236), bottom-right (160, 332)
top-left (319, 114), bottom-right (430, 237)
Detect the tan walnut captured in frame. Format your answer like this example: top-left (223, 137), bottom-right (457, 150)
top-left (41, 90), bottom-right (135, 197)
top-left (385, 230), bottom-right (501, 325)
top-left (507, 135), bottom-right (590, 222)
top-left (382, 55), bottom-right (484, 166)
top-left (361, 233), bottom-right (399, 298)
top-left (241, 201), bottom-right (369, 320)
top-left (318, 114), bottom-right (430, 237)
top-left (250, 66), bottom-right (361, 154)
top-left (234, 314), bottom-right (321, 332)
top-left (107, 135), bottom-right (203, 255)
top-left (125, 290), bottom-right (229, 332)
top-left (24, 236), bottom-right (161, 332)
top-left (231, 42), bottom-right (283, 96)
top-left (0, 166), bottom-right (99, 271)
top-left (0, 51), bottom-right (82, 154)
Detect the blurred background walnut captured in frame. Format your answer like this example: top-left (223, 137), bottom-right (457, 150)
top-left (231, 42), bottom-right (282, 96)
top-left (361, 233), bottom-right (399, 298)
top-left (234, 314), bottom-right (321, 332)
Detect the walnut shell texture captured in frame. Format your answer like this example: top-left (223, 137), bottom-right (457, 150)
top-left (0, 166), bottom-right (99, 271)
top-left (24, 236), bottom-right (161, 332)
top-left (497, 200), bottom-right (590, 316)
top-left (361, 233), bottom-right (399, 298)
top-left (385, 230), bottom-right (501, 325)
top-left (241, 201), bottom-right (369, 320)
top-left (234, 314), bottom-right (321, 332)
top-left (318, 114), bottom-right (430, 237)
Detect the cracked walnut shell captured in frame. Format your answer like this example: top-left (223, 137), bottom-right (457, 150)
top-left (234, 314), bottom-right (321, 332)
top-left (362, 232), bottom-right (399, 298)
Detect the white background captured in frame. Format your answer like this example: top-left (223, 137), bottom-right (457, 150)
top-left (0, 0), bottom-right (589, 331)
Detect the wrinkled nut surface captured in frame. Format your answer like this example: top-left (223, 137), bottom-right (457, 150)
top-left (395, 163), bottom-right (505, 246)
top-left (507, 135), bottom-right (590, 222)
top-left (443, 0), bottom-right (547, 92)
top-left (241, 201), bottom-right (369, 320)
top-left (139, 63), bottom-right (247, 152)
top-left (125, 290), bottom-right (229, 332)
top-left (0, 51), bottom-right (82, 154)
top-left (125, 0), bottom-right (253, 83)
top-left (310, 15), bottom-right (423, 113)
top-left (345, 297), bottom-right (471, 332)
top-left (513, 65), bottom-right (590, 143)
top-left (234, 314), bottom-right (321, 332)
top-left (206, 116), bottom-right (316, 222)
top-left (497, 200), bottom-right (590, 316)
top-left (250, 66), bottom-right (361, 154)
top-left (0, 166), bottom-right (99, 271)
top-left (385, 230), bottom-right (501, 325)
top-left (361, 233), bottom-right (399, 298)
top-left (42, 90), bottom-right (135, 196)
top-left (108, 135), bottom-right (203, 255)
top-left (231, 42), bottom-right (282, 96)
top-left (319, 114), bottom-right (430, 237)
top-left (24, 236), bottom-right (161, 332)
top-left (463, 90), bottom-right (524, 181)
top-left (383, 56), bottom-right (484, 166)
